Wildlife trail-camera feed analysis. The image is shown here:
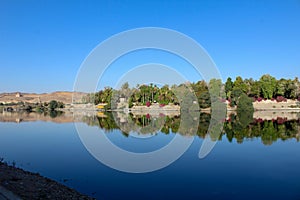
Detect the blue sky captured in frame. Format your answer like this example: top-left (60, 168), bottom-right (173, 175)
top-left (0, 0), bottom-right (300, 93)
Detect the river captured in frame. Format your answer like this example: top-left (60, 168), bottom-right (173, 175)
top-left (0, 111), bottom-right (300, 199)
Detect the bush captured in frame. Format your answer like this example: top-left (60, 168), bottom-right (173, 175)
top-left (57, 101), bottom-right (65, 108)
top-left (237, 93), bottom-right (254, 113)
top-left (257, 97), bottom-right (263, 102)
top-left (146, 101), bottom-right (151, 107)
top-left (276, 96), bottom-right (287, 102)
top-left (277, 117), bottom-right (286, 124)
top-left (17, 101), bottom-right (24, 105)
top-left (49, 100), bottom-right (58, 110)
top-left (25, 105), bottom-right (32, 111)
top-left (48, 100), bottom-right (64, 110)
top-left (159, 103), bottom-right (165, 107)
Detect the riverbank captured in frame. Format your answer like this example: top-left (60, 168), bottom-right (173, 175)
top-left (0, 162), bottom-right (94, 200)
top-left (129, 104), bottom-right (180, 116)
top-left (1, 99), bottom-right (300, 122)
top-left (252, 99), bottom-right (300, 110)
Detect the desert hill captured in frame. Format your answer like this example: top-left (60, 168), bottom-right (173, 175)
top-left (0, 91), bottom-right (86, 104)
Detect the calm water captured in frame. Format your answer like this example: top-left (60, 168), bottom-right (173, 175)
top-left (0, 111), bottom-right (300, 199)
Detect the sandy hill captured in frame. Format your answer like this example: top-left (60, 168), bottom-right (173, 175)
top-left (0, 91), bottom-right (86, 104)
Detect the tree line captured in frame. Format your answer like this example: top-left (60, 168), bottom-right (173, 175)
top-left (82, 74), bottom-right (300, 110)
top-left (225, 75), bottom-right (300, 104)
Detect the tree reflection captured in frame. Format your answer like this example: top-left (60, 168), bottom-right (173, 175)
top-left (81, 112), bottom-right (300, 146)
top-left (223, 114), bottom-right (300, 145)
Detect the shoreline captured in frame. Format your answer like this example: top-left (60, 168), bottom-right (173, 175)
top-left (1, 109), bottom-right (299, 125)
top-left (0, 161), bottom-right (94, 200)
top-left (1, 98), bottom-right (300, 113)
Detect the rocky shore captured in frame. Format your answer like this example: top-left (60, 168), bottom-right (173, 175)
top-left (0, 162), bottom-right (94, 200)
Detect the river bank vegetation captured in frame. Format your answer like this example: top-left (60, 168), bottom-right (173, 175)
top-left (82, 74), bottom-right (300, 111)
top-left (0, 100), bottom-right (65, 117)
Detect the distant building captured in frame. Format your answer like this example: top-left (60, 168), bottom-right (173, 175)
top-left (16, 92), bottom-right (22, 98)
top-left (119, 97), bottom-right (126, 103)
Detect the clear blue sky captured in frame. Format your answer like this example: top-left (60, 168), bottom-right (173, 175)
top-left (1, 0), bottom-right (300, 93)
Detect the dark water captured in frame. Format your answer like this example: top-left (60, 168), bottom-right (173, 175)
top-left (0, 112), bottom-right (300, 199)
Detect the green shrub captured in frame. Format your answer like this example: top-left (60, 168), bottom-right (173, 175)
top-left (48, 100), bottom-right (64, 110)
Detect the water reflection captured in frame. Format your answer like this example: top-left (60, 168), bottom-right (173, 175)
top-left (224, 114), bottom-right (300, 145)
top-left (1, 110), bottom-right (299, 145)
top-left (1, 110), bottom-right (300, 199)
top-left (82, 112), bottom-right (300, 145)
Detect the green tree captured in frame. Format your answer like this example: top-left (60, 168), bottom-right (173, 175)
top-left (208, 78), bottom-right (223, 98)
top-left (275, 78), bottom-right (287, 97)
top-left (120, 82), bottom-right (131, 98)
top-left (139, 85), bottom-right (150, 104)
top-left (249, 80), bottom-right (261, 97)
top-left (198, 91), bottom-right (211, 108)
top-left (259, 74), bottom-right (276, 99)
top-left (225, 77), bottom-right (233, 99)
top-left (192, 80), bottom-right (209, 98)
top-left (236, 93), bottom-right (254, 127)
top-left (233, 76), bottom-right (248, 93)
top-left (293, 77), bottom-right (300, 99)
top-left (230, 88), bottom-right (243, 106)
top-left (285, 79), bottom-right (297, 99)
top-left (49, 100), bottom-right (58, 111)
top-left (128, 96), bottom-right (134, 108)
top-left (243, 78), bottom-right (255, 95)
top-left (237, 93), bottom-right (254, 113)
